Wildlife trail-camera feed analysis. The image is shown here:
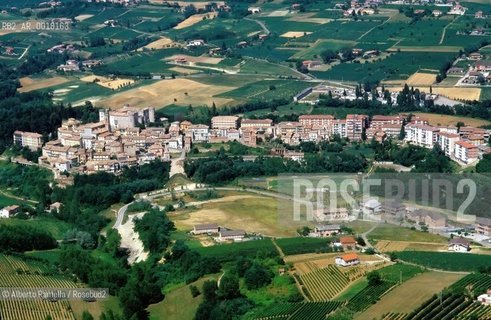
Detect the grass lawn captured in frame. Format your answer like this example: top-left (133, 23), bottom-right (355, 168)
top-left (244, 274), bottom-right (299, 307)
top-left (0, 217), bottom-right (72, 239)
top-left (25, 249), bottom-right (61, 264)
top-left (0, 192), bottom-right (23, 208)
top-left (368, 224), bottom-right (447, 243)
top-left (70, 295), bottom-right (122, 320)
top-left (355, 271), bottom-right (465, 320)
top-left (403, 112), bottom-right (491, 128)
top-left (147, 276), bottom-right (218, 320)
top-left (335, 277), bottom-right (368, 301)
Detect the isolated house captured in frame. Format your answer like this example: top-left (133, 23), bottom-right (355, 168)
top-left (0, 205), bottom-right (20, 218)
top-left (477, 290), bottom-right (491, 305)
top-left (192, 223), bottom-right (220, 235)
top-left (335, 253), bottom-right (360, 267)
top-left (337, 236), bottom-right (357, 250)
top-left (475, 217), bottom-right (491, 236)
top-left (448, 238), bottom-right (470, 252)
top-left (312, 224), bottom-right (341, 237)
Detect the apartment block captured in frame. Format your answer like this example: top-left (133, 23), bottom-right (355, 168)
top-left (13, 131), bottom-right (43, 151)
top-left (454, 140), bottom-right (478, 164)
top-left (404, 123), bottom-right (439, 149)
top-left (346, 114), bottom-right (368, 141)
top-left (211, 116), bottom-right (239, 129)
top-left (437, 131), bottom-right (460, 157)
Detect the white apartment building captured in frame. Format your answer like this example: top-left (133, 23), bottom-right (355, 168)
top-left (437, 131), bottom-right (460, 157)
top-left (13, 131), bottom-right (43, 151)
top-left (454, 140), bottom-right (478, 164)
top-left (404, 123), bottom-right (439, 149)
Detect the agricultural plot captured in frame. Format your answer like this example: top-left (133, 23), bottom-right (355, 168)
top-left (18, 76), bottom-right (70, 93)
top-left (396, 251), bottom-right (491, 272)
top-left (193, 239), bottom-right (278, 262)
top-left (404, 274), bottom-right (491, 320)
top-left (299, 265), bottom-right (350, 301)
top-left (0, 254), bottom-right (82, 320)
top-left (368, 224), bottom-right (447, 243)
top-left (345, 281), bottom-right (394, 313)
top-left (81, 75), bottom-right (135, 89)
top-left (291, 39), bottom-right (357, 60)
top-left (96, 77), bottom-right (236, 109)
top-left (405, 72), bottom-right (437, 86)
top-left (313, 52), bottom-right (455, 83)
top-left (217, 79), bottom-right (311, 102)
top-left (400, 112), bottom-right (491, 127)
top-left (275, 237), bottom-right (332, 256)
top-left (375, 240), bottom-right (447, 252)
top-left (174, 12), bottom-right (217, 30)
top-left (239, 60), bottom-right (300, 78)
top-left (255, 301), bottom-right (343, 320)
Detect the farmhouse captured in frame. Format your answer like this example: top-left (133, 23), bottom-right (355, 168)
top-left (475, 11), bottom-right (484, 19)
top-left (337, 236), bottom-right (357, 250)
top-left (335, 253), bottom-right (360, 267)
top-left (447, 67), bottom-right (465, 75)
top-left (469, 52), bottom-right (483, 61)
top-left (363, 199), bottom-right (381, 214)
top-left (448, 237), bottom-right (471, 252)
top-left (192, 223), bottom-right (220, 235)
top-left (187, 39), bottom-right (205, 47)
top-left (312, 224), bottom-right (341, 237)
top-left (302, 60), bottom-right (323, 69)
top-left (219, 229), bottom-right (246, 242)
top-left (0, 205), bottom-right (20, 218)
top-left (432, 10), bottom-right (443, 17)
top-left (477, 290), bottom-right (491, 305)
top-left (284, 151), bottom-right (305, 162)
top-left (248, 7), bottom-right (261, 14)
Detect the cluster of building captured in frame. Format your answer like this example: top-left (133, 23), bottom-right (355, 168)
top-left (47, 43), bottom-right (76, 54)
top-left (192, 223), bottom-right (246, 242)
top-left (56, 59), bottom-right (102, 72)
top-left (294, 85), bottom-right (399, 105)
top-left (404, 122), bottom-right (490, 164)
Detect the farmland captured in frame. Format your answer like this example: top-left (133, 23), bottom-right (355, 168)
top-left (368, 224), bottom-right (448, 243)
top-left (357, 271), bottom-right (465, 320)
top-left (194, 239), bottom-right (278, 262)
top-left (255, 301), bottom-right (343, 320)
top-left (405, 112), bottom-right (491, 128)
top-left (275, 237), bottom-right (333, 255)
top-left (396, 251), bottom-right (491, 272)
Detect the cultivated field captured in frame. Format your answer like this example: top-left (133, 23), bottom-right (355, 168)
top-left (95, 78), bottom-right (236, 109)
top-left (74, 14), bottom-right (94, 21)
top-left (18, 76), bottom-right (70, 93)
top-left (164, 54), bottom-right (224, 65)
top-left (81, 75), bottom-right (135, 89)
top-left (387, 86), bottom-right (481, 101)
top-left (375, 240), bottom-right (447, 253)
top-left (149, 0), bottom-right (225, 9)
top-left (169, 66), bottom-right (201, 74)
top-left (402, 112), bottom-right (491, 127)
top-left (281, 31), bottom-right (313, 38)
top-left (405, 72), bottom-right (437, 86)
top-left (174, 12), bottom-right (217, 29)
top-left (138, 37), bottom-right (176, 50)
top-left (171, 194), bottom-right (297, 237)
top-left (368, 224), bottom-right (447, 243)
top-left (356, 271), bottom-right (465, 320)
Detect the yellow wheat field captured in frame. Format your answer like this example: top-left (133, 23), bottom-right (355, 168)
top-left (405, 73), bottom-right (437, 86)
top-left (80, 75), bottom-right (135, 89)
top-left (174, 12), bottom-right (217, 29)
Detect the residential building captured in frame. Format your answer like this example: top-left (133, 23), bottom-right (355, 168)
top-left (404, 123), bottom-right (439, 149)
top-left (211, 116), bottom-right (239, 129)
top-left (192, 223), bottom-right (220, 235)
top-left (0, 205), bottom-right (20, 218)
top-left (298, 115), bottom-right (334, 128)
top-left (437, 131), bottom-right (460, 157)
top-left (454, 140), bottom-right (478, 164)
top-left (406, 209), bottom-right (447, 228)
top-left (13, 131), bottom-right (43, 151)
top-left (188, 124), bottom-right (209, 142)
top-left (338, 236), bottom-right (357, 250)
top-left (346, 114), bottom-right (368, 141)
top-left (335, 253), bottom-right (360, 267)
top-left (477, 290), bottom-right (491, 305)
top-left (448, 238), bottom-right (470, 252)
top-left (475, 217), bottom-right (491, 236)
top-left (312, 224), bottom-right (341, 237)
top-left (240, 119), bottom-right (273, 131)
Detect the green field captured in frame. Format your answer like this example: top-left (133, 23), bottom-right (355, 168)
top-left (0, 217), bottom-right (72, 239)
top-left (368, 224), bottom-right (447, 243)
top-left (275, 237), bottom-right (333, 256)
top-left (194, 239), bottom-right (279, 262)
top-left (396, 251), bottom-right (491, 272)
